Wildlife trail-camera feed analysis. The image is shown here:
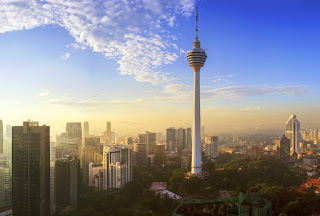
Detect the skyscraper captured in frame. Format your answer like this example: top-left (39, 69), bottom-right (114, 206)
top-left (84, 121), bottom-right (89, 138)
top-left (103, 146), bottom-right (132, 189)
top-left (205, 136), bottom-right (219, 158)
top-left (106, 122), bottom-right (111, 139)
top-left (166, 127), bottom-right (176, 153)
top-left (0, 154), bottom-right (10, 208)
top-left (146, 131), bottom-right (156, 155)
top-left (155, 144), bottom-right (166, 166)
top-left (55, 156), bottom-right (80, 214)
top-left (187, 8), bottom-right (207, 174)
top-left (186, 128), bottom-right (192, 151)
top-left (286, 115), bottom-right (301, 155)
top-left (66, 122), bottom-right (82, 160)
top-left (12, 121), bottom-right (50, 216)
top-left (276, 135), bottom-right (290, 164)
top-left (133, 143), bottom-right (147, 166)
top-left (66, 122), bottom-right (82, 140)
top-left (0, 120), bottom-right (3, 154)
top-left (177, 128), bottom-right (186, 153)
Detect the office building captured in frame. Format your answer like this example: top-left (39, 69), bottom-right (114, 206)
top-left (155, 144), bottom-right (166, 166)
top-left (83, 122), bottom-right (89, 138)
top-left (82, 145), bottom-right (95, 184)
top-left (57, 136), bottom-right (80, 159)
top-left (166, 127), bottom-right (176, 153)
top-left (181, 149), bottom-right (191, 171)
top-left (138, 133), bottom-right (147, 144)
top-left (0, 120), bottom-right (3, 154)
top-left (126, 137), bottom-right (134, 145)
top-left (103, 146), bottom-right (132, 189)
top-left (12, 121), bottom-right (50, 216)
top-left (205, 136), bottom-right (219, 158)
top-left (133, 143), bottom-right (147, 166)
top-left (0, 155), bottom-right (10, 208)
top-left (49, 142), bottom-right (56, 216)
top-left (55, 156), bottom-right (80, 214)
top-left (187, 8), bottom-right (207, 174)
top-left (186, 128), bottom-right (192, 151)
top-left (286, 115), bottom-right (301, 155)
top-left (177, 128), bottom-right (186, 153)
top-left (146, 131), bottom-right (156, 155)
top-left (276, 135), bottom-right (290, 164)
top-left (106, 122), bottom-right (111, 139)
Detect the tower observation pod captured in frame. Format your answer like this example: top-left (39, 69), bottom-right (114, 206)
top-left (186, 8), bottom-right (207, 174)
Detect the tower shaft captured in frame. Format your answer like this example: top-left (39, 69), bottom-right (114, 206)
top-left (192, 70), bottom-right (201, 174)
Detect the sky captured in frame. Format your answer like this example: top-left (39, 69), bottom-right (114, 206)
top-left (0, 0), bottom-right (320, 136)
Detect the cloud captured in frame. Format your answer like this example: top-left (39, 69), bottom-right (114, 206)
top-left (162, 84), bottom-right (308, 100)
top-left (44, 84), bottom-right (308, 108)
top-left (244, 107), bottom-right (262, 112)
top-left (202, 85), bottom-right (308, 100)
top-left (61, 52), bottom-right (70, 60)
top-left (39, 89), bottom-right (50, 97)
top-left (0, 0), bottom-right (195, 85)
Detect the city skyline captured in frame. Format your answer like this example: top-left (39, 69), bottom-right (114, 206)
top-left (1, 0), bottom-right (320, 135)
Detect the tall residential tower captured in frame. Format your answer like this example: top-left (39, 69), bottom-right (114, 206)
top-left (186, 8), bottom-right (207, 174)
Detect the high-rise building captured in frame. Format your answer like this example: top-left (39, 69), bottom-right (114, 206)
top-left (133, 143), bottom-right (147, 166)
top-left (201, 126), bottom-right (205, 140)
top-left (106, 122), bottom-right (111, 138)
top-left (276, 135), bottom-right (290, 164)
top-left (82, 145), bottom-right (95, 184)
top-left (138, 133), bottom-right (147, 144)
top-left (88, 162), bottom-right (103, 190)
top-left (65, 122), bottom-right (82, 160)
top-left (58, 136), bottom-right (80, 158)
top-left (126, 137), bottom-right (134, 145)
top-left (85, 137), bottom-right (102, 155)
top-left (66, 122), bottom-right (82, 140)
top-left (286, 115), bottom-right (301, 155)
top-left (186, 128), bottom-right (192, 151)
top-left (187, 8), bottom-right (207, 174)
top-left (205, 136), bottom-right (219, 158)
top-left (181, 149), bottom-right (191, 171)
top-left (155, 144), bottom-right (166, 166)
top-left (84, 122), bottom-right (89, 138)
top-left (0, 120), bottom-right (3, 154)
top-left (0, 154), bottom-right (10, 208)
top-left (12, 121), bottom-right (50, 216)
top-left (166, 127), bottom-right (176, 153)
top-left (55, 156), bottom-right (80, 214)
top-left (177, 128), bottom-right (186, 153)
top-left (49, 142), bottom-right (56, 216)
top-left (6, 125), bottom-right (11, 139)
top-left (146, 131), bottom-right (156, 155)
top-left (103, 146), bottom-right (132, 189)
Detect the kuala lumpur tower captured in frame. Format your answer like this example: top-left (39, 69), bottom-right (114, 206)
top-left (187, 7), bottom-right (207, 174)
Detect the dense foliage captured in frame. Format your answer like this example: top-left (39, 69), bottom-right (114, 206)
top-left (59, 154), bottom-right (320, 216)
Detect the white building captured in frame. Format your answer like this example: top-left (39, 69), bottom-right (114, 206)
top-left (88, 162), bottom-right (103, 190)
top-left (205, 136), bottom-right (219, 158)
top-left (103, 146), bottom-right (132, 189)
top-left (286, 115), bottom-right (301, 155)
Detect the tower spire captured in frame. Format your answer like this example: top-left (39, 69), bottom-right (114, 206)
top-left (196, 5), bottom-right (198, 41)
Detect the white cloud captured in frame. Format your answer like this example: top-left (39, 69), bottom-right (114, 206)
top-left (162, 84), bottom-right (308, 100)
top-left (61, 52), bottom-right (70, 60)
top-left (0, 0), bottom-right (195, 85)
top-left (39, 89), bottom-right (50, 97)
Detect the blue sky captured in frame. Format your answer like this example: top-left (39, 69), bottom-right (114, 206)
top-left (0, 0), bottom-right (319, 135)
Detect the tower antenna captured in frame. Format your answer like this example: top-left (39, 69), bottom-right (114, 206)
top-left (196, 5), bottom-right (199, 41)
